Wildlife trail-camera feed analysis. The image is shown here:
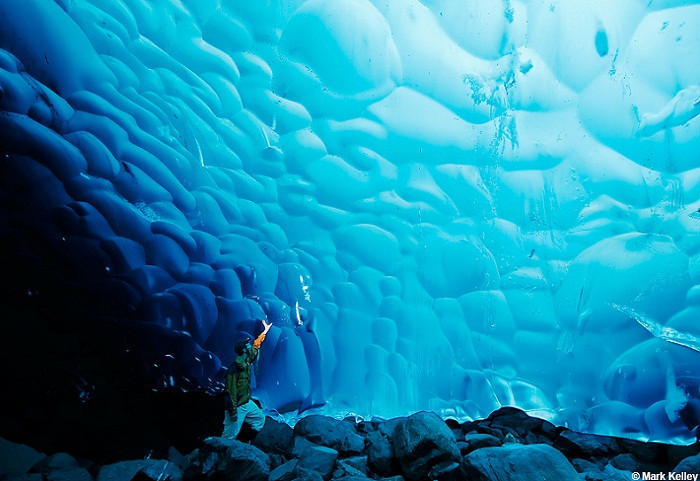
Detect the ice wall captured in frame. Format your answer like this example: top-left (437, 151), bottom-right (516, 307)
top-left (0, 0), bottom-right (699, 442)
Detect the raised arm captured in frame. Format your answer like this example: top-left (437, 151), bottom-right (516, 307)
top-left (253, 320), bottom-right (273, 349)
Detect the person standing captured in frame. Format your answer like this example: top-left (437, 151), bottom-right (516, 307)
top-left (223, 319), bottom-right (272, 440)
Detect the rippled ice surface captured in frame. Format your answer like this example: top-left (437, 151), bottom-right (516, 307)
top-left (0, 0), bottom-right (699, 442)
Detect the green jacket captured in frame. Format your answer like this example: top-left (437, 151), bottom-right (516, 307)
top-left (225, 346), bottom-right (258, 409)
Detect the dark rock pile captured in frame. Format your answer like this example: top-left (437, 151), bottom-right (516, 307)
top-left (2, 407), bottom-right (699, 481)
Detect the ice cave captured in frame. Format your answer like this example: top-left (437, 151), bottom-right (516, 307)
top-left (0, 0), bottom-right (699, 446)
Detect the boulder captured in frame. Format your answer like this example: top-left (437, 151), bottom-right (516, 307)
top-left (539, 420), bottom-right (560, 441)
top-left (167, 447), bottom-right (188, 470)
top-left (293, 416), bottom-right (365, 455)
top-left (428, 460), bottom-right (464, 481)
top-left (269, 453), bottom-right (287, 470)
top-left (338, 456), bottom-right (368, 475)
top-left (391, 411), bottom-right (460, 481)
top-left (356, 419), bottom-right (378, 436)
top-left (674, 452), bottom-right (700, 475)
top-left (616, 438), bottom-right (664, 463)
top-left (554, 430), bottom-right (619, 458)
top-left (253, 417), bottom-right (294, 456)
top-left (570, 458), bottom-right (600, 473)
top-left (668, 444), bottom-right (700, 467)
top-left (333, 457), bottom-right (368, 478)
top-left (459, 433), bottom-right (501, 455)
top-left (29, 454), bottom-right (93, 481)
top-left (30, 453), bottom-right (80, 473)
top-left (290, 468), bottom-right (324, 481)
top-left (269, 460), bottom-right (297, 481)
top-left (292, 436), bottom-right (319, 458)
top-left (98, 459), bottom-right (181, 481)
top-left (2, 474), bottom-right (43, 481)
top-left (609, 453), bottom-right (641, 472)
top-left (582, 465), bottom-right (634, 481)
top-left (367, 430), bottom-right (397, 476)
top-left (378, 417), bottom-right (406, 438)
top-left (0, 438), bottom-right (45, 478)
top-left (475, 426), bottom-right (505, 442)
top-left (294, 445), bottom-right (338, 480)
top-left (182, 437), bottom-right (269, 481)
top-left (485, 407), bottom-right (543, 439)
top-left (463, 444), bottom-right (579, 481)
top-left (46, 467), bottom-right (94, 481)
top-left (460, 421), bottom-right (478, 435)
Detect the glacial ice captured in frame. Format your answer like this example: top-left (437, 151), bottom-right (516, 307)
top-left (0, 0), bottom-right (699, 443)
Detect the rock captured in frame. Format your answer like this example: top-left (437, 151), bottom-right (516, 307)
top-left (269, 460), bottom-right (297, 481)
top-left (253, 417), bottom-right (294, 456)
top-left (428, 460), bottom-right (464, 481)
top-left (2, 474), bottom-right (43, 481)
top-left (356, 420), bottom-right (378, 436)
top-left (184, 449), bottom-right (198, 466)
top-left (539, 420), bottom-right (559, 441)
top-left (554, 430), bottom-right (619, 458)
top-left (486, 407), bottom-right (543, 439)
top-left (47, 467), bottom-right (94, 481)
top-left (391, 411), bottom-right (461, 481)
top-left (293, 416), bottom-right (365, 455)
top-left (674, 452), bottom-right (700, 475)
top-left (668, 443), bottom-right (700, 467)
top-left (609, 453), bottom-right (641, 472)
top-left (292, 436), bottom-right (319, 458)
top-left (460, 433), bottom-right (501, 454)
top-left (0, 438), bottom-right (45, 478)
top-left (444, 419), bottom-right (461, 430)
top-left (367, 430), bottom-right (397, 477)
top-left (484, 406), bottom-right (527, 422)
top-left (616, 438), bottom-right (664, 463)
top-left (167, 447), bottom-right (188, 470)
top-left (582, 465), bottom-right (633, 481)
top-left (570, 458), bottom-right (600, 473)
top-left (449, 428), bottom-right (463, 442)
top-left (475, 425), bottom-right (505, 441)
top-left (332, 465), bottom-right (365, 478)
top-left (30, 453), bottom-right (79, 473)
top-left (182, 437), bottom-right (269, 481)
top-left (333, 457), bottom-right (368, 478)
top-left (290, 468), bottom-right (324, 481)
top-left (339, 456), bottom-right (368, 474)
top-left (269, 453), bottom-right (287, 470)
top-left (463, 444), bottom-right (579, 481)
top-left (98, 460), bottom-right (181, 481)
top-left (378, 418), bottom-right (405, 438)
top-left (521, 431), bottom-right (552, 445)
top-left (294, 445), bottom-right (338, 480)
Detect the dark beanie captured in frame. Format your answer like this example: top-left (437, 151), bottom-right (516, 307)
top-left (234, 336), bottom-right (252, 355)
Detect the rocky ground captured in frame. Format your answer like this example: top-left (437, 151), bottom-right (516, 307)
top-left (1, 407), bottom-right (699, 481)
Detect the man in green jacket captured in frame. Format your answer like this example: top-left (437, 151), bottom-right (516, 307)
top-left (223, 319), bottom-right (273, 440)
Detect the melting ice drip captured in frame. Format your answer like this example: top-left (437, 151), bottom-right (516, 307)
top-left (0, 0), bottom-right (699, 442)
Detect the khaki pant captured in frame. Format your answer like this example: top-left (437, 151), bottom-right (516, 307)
top-left (222, 399), bottom-right (265, 439)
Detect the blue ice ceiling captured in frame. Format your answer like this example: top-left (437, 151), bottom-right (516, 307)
top-left (0, 0), bottom-right (699, 442)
